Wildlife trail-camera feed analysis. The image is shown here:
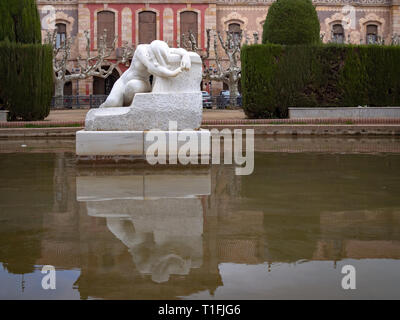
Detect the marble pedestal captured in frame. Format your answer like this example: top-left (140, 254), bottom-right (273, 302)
top-left (85, 92), bottom-right (203, 131)
top-left (76, 129), bottom-right (211, 161)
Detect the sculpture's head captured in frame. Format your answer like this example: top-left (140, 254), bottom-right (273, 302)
top-left (150, 40), bottom-right (170, 67)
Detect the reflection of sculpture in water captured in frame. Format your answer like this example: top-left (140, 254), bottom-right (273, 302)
top-left (100, 40), bottom-right (192, 108)
top-left (106, 199), bottom-right (203, 283)
top-left (76, 172), bottom-right (210, 283)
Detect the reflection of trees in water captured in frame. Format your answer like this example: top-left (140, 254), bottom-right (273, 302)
top-left (0, 154), bottom-right (55, 275)
top-left (37, 152), bottom-right (81, 269)
top-left (262, 213), bottom-right (321, 263)
top-left (206, 164), bottom-right (241, 217)
top-left (242, 153), bottom-right (400, 263)
top-left (3, 151), bottom-right (400, 298)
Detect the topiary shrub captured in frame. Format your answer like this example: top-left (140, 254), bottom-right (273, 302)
top-left (262, 0), bottom-right (321, 45)
top-left (0, 0), bottom-right (53, 121)
top-left (0, 0), bottom-right (42, 44)
top-left (0, 42), bottom-right (53, 121)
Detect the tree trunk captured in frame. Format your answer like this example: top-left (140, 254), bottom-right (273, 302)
top-left (54, 79), bottom-right (65, 107)
top-left (54, 79), bottom-right (65, 97)
top-left (228, 80), bottom-right (239, 107)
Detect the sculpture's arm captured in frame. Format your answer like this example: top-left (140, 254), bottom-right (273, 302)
top-left (169, 48), bottom-right (189, 56)
top-left (136, 49), bottom-right (182, 78)
top-left (169, 48), bottom-right (191, 70)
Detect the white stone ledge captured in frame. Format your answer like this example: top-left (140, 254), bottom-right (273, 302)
top-left (76, 130), bottom-right (143, 156)
top-left (289, 107), bottom-right (400, 119)
top-left (76, 129), bottom-right (211, 157)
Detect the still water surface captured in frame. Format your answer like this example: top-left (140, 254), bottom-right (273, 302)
top-left (0, 137), bottom-right (400, 299)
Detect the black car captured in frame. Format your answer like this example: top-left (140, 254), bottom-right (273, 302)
top-left (217, 90), bottom-right (242, 108)
top-left (202, 91), bottom-right (212, 109)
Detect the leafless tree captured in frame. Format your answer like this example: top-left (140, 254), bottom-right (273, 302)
top-left (46, 29), bottom-right (134, 98)
top-left (183, 29), bottom-right (258, 106)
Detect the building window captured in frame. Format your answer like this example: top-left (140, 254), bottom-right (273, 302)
top-left (367, 24), bottom-right (378, 44)
top-left (97, 11), bottom-right (115, 48)
top-left (139, 11), bottom-right (156, 44)
top-left (332, 24), bottom-right (344, 44)
top-left (228, 23), bottom-right (242, 43)
top-left (180, 11), bottom-right (198, 45)
top-left (93, 68), bottom-right (120, 95)
top-left (64, 81), bottom-right (72, 96)
top-left (55, 23), bottom-right (66, 48)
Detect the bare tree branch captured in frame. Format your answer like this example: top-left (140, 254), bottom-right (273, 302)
top-left (46, 28), bottom-right (134, 98)
top-left (184, 29), bottom-right (257, 106)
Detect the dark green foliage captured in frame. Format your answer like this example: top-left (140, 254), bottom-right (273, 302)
top-left (262, 0), bottom-right (320, 45)
top-left (0, 42), bottom-right (53, 120)
top-left (0, 0), bottom-right (42, 44)
top-left (241, 44), bottom-right (400, 118)
top-left (0, 1), bottom-right (15, 43)
top-left (0, 0), bottom-right (52, 120)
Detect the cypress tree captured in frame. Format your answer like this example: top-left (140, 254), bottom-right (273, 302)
top-left (0, 0), bottom-right (53, 120)
top-left (0, 0), bottom-right (15, 42)
top-left (0, 0), bottom-right (42, 44)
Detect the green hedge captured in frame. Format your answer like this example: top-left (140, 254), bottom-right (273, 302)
top-left (0, 0), bottom-right (52, 121)
top-left (262, 0), bottom-right (320, 45)
top-left (241, 44), bottom-right (400, 118)
top-left (0, 42), bottom-right (53, 120)
top-left (0, 0), bottom-right (42, 44)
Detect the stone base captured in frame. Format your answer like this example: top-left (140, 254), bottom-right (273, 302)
top-left (76, 129), bottom-right (211, 160)
top-left (85, 92), bottom-right (202, 131)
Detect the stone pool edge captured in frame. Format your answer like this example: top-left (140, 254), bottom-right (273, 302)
top-left (1, 124), bottom-right (400, 138)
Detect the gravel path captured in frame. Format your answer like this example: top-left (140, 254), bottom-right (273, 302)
top-left (45, 108), bottom-right (246, 122)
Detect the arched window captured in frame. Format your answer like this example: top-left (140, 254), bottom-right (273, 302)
top-left (228, 23), bottom-right (241, 43)
top-left (55, 23), bottom-right (66, 48)
top-left (97, 11), bottom-right (115, 48)
top-left (367, 24), bottom-right (378, 44)
top-left (139, 11), bottom-right (156, 44)
top-left (332, 24), bottom-right (344, 44)
top-left (180, 11), bottom-right (198, 44)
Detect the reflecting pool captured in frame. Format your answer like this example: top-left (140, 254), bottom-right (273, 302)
top-left (0, 137), bottom-right (400, 299)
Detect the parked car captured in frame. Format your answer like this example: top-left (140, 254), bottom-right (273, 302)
top-left (202, 91), bottom-right (212, 109)
top-left (217, 90), bottom-right (242, 108)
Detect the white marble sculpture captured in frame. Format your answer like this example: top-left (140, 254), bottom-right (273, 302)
top-left (99, 40), bottom-right (192, 108)
top-left (84, 40), bottom-right (203, 131)
top-left (76, 40), bottom-right (209, 159)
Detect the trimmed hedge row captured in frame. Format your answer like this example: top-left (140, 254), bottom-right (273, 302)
top-left (241, 44), bottom-right (400, 118)
top-left (0, 42), bottom-right (53, 121)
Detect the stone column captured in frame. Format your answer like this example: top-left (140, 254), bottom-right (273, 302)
top-left (391, 1), bottom-right (400, 36)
